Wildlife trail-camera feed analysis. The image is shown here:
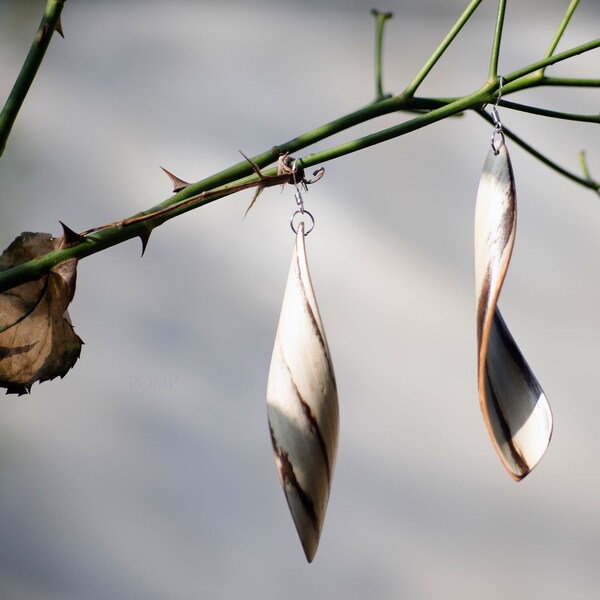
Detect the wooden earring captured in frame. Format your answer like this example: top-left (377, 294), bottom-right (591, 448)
top-left (474, 85), bottom-right (553, 480)
top-left (266, 162), bottom-right (339, 562)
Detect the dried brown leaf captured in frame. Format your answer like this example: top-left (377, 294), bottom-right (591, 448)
top-left (0, 232), bottom-right (83, 395)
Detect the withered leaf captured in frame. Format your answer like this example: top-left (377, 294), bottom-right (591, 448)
top-left (0, 232), bottom-right (83, 395)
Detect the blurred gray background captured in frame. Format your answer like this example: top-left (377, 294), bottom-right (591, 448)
top-left (0, 1), bottom-right (599, 598)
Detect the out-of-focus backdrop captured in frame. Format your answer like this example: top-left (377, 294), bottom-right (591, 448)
top-left (0, 1), bottom-right (599, 598)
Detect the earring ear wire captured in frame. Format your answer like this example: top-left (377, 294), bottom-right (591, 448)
top-left (490, 76), bottom-right (504, 155)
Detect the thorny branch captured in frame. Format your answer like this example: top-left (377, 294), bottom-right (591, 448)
top-left (79, 154), bottom-right (325, 240)
top-left (0, 0), bottom-right (599, 294)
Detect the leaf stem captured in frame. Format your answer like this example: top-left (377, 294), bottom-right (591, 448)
top-left (403, 0), bottom-right (484, 98)
top-left (0, 0), bottom-right (66, 157)
top-left (371, 9), bottom-right (393, 101)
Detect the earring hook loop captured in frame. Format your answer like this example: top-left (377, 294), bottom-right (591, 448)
top-left (289, 158), bottom-right (315, 235)
top-left (490, 76), bottom-right (505, 155)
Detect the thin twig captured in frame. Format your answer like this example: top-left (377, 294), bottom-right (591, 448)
top-left (80, 158), bottom-right (295, 236)
top-left (402, 0), bottom-right (485, 98)
top-left (579, 151), bottom-right (600, 198)
top-left (498, 99), bottom-right (600, 124)
top-left (371, 10), bottom-right (393, 101)
top-left (540, 0), bottom-right (580, 76)
top-left (503, 37), bottom-right (600, 88)
top-left (0, 0), bottom-right (66, 157)
top-left (538, 76), bottom-right (600, 87)
top-left (488, 0), bottom-right (508, 80)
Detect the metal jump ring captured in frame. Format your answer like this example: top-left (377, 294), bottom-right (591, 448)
top-left (491, 129), bottom-right (505, 156)
top-left (290, 209), bottom-right (315, 235)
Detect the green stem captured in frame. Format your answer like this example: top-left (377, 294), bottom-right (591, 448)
top-left (1, 7), bottom-right (599, 293)
top-left (371, 9), bottom-right (393, 101)
top-left (403, 0), bottom-right (484, 98)
top-left (133, 87), bottom-right (491, 224)
top-left (489, 0), bottom-right (508, 80)
top-left (502, 37), bottom-right (600, 91)
top-left (0, 0), bottom-right (66, 157)
top-left (540, 0), bottom-right (580, 76)
top-left (538, 76), bottom-right (600, 87)
top-left (579, 151), bottom-right (600, 197)
top-left (498, 99), bottom-right (600, 123)
top-left (302, 87), bottom-right (490, 167)
top-left (0, 86), bottom-right (492, 294)
top-left (123, 94), bottom-right (408, 223)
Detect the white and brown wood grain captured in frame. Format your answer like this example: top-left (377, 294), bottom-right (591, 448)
top-left (474, 137), bottom-right (553, 480)
top-left (267, 221), bottom-right (339, 562)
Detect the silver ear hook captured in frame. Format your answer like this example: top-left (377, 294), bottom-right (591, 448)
top-left (290, 158), bottom-right (315, 235)
top-left (490, 76), bottom-right (504, 155)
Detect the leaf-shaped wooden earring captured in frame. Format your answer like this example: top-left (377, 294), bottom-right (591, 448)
top-left (267, 188), bottom-right (338, 562)
top-left (474, 128), bottom-right (553, 480)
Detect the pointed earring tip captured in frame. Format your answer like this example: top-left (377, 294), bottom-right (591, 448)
top-left (304, 544), bottom-right (317, 563)
top-left (290, 505), bottom-right (321, 563)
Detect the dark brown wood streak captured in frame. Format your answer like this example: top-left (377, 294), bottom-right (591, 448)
top-left (295, 239), bottom-right (337, 388)
top-left (483, 361), bottom-right (529, 477)
top-left (299, 394), bottom-right (332, 484)
top-left (268, 425), bottom-right (319, 532)
top-left (477, 265), bottom-right (493, 349)
top-left (276, 337), bottom-right (332, 484)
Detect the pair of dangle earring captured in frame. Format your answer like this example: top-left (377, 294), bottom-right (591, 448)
top-left (264, 78), bottom-right (556, 558)
top-left (474, 78), bottom-right (553, 480)
top-left (266, 160), bottom-right (339, 562)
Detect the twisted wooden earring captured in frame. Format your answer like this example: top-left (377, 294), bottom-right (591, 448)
top-left (474, 98), bottom-right (553, 480)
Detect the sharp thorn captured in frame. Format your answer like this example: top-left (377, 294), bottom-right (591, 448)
top-left (243, 186), bottom-right (264, 218)
top-left (160, 166), bottom-right (189, 192)
top-left (59, 221), bottom-right (87, 247)
top-left (55, 16), bottom-right (65, 38)
top-left (239, 150), bottom-right (267, 179)
top-left (139, 227), bottom-right (152, 256)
